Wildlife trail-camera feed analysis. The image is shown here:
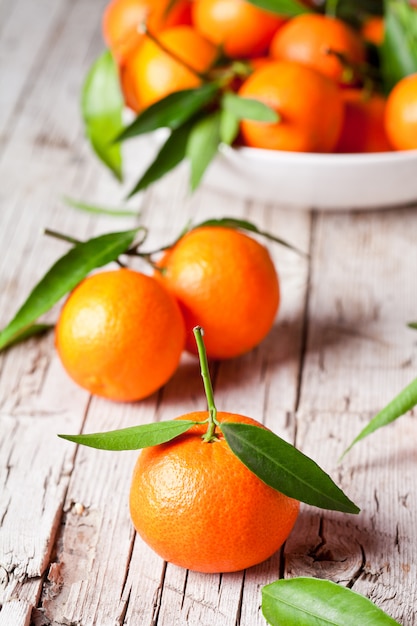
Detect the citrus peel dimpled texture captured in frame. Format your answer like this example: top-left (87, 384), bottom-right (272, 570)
top-left (55, 269), bottom-right (186, 401)
top-left (129, 412), bottom-right (300, 573)
top-left (155, 226), bottom-right (280, 359)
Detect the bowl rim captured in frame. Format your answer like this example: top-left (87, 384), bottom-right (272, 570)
top-left (221, 143), bottom-right (417, 166)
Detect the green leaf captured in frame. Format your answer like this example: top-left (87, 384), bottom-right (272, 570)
top-left (262, 578), bottom-right (401, 625)
top-left (219, 107), bottom-right (240, 146)
top-left (59, 420), bottom-right (196, 451)
top-left (4, 323), bottom-right (53, 350)
top-left (127, 121), bottom-right (193, 197)
top-left (222, 91), bottom-right (279, 123)
top-left (64, 196), bottom-right (138, 217)
top-left (342, 376), bottom-right (417, 457)
top-left (194, 217), bottom-right (307, 257)
top-left (81, 51), bottom-right (124, 181)
top-left (221, 423), bottom-right (360, 514)
top-left (116, 83), bottom-right (219, 142)
top-left (245, 0), bottom-right (311, 16)
top-left (186, 111), bottom-right (221, 191)
top-left (408, 321), bottom-right (417, 330)
top-left (380, 0), bottom-right (417, 92)
top-left (0, 229), bottom-right (139, 352)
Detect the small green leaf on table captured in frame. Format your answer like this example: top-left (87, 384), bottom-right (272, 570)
top-left (59, 420), bottom-right (196, 450)
top-left (380, 0), bottom-right (417, 92)
top-left (221, 422), bottom-right (359, 514)
top-left (116, 83), bottom-right (220, 142)
top-left (0, 228), bottom-right (140, 352)
top-left (82, 50), bottom-right (124, 181)
top-left (246, 0), bottom-right (311, 16)
top-left (186, 111), bottom-right (221, 191)
top-left (262, 577), bottom-right (401, 625)
top-left (342, 376), bottom-right (417, 457)
top-left (63, 196), bottom-right (138, 217)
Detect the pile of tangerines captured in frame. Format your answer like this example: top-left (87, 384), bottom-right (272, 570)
top-left (102, 0), bottom-right (417, 155)
top-left (55, 224), bottom-right (280, 402)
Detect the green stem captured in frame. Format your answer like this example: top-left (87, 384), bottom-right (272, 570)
top-left (325, 0), bottom-right (339, 17)
top-left (193, 326), bottom-right (219, 442)
top-left (43, 228), bottom-right (126, 268)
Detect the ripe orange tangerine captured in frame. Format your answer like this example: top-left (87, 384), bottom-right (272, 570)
top-left (238, 60), bottom-right (345, 152)
top-left (55, 269), bottom-right (185, 402)
top-left (155, 226), bottom-right (280, 359)
top-left (335, 89), bottom-right (392, 153)
top-left (102, 0), bottom-right (192, 65)
top-left (270, 13), bottom-right (366, 84)
top-left (129, 411), bottom-right (300, 573)
top-left (192, 0), bottom-right (286, 59)
top-left (125, 25), bottom-right (218, 109)
top-left (385, 73), bottom-right (417, 151)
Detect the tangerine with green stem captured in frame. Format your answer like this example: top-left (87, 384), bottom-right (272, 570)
top-left (124, 24), bottom-right (218, 109)
top-left (269, 13), bottom-right (366, 84)
top-left (129, 326), bottom-right (300, 573)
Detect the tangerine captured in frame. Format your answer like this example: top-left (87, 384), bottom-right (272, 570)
top-left (155, 226), bottom-right (280, 359)
top-left (192, 0), bottom-right (286, 59)
top-left (361, 15), bottom-right (384, 46)
top-left (129, 411), bottom-right (300, 573)
top-left (269, 13), bottom-right (366, 84)
top-left (102, 0), bottom-right (192, 65)
top-left (125, 25), bottom-right (218, 109)
top-left (335, 89), bottom-right (392, 153)
top-left (55, 269), bottom-right (185, 402)
top-left (385, 73), bottom-right (417, 151)
top-left (238, 60), bottom-right (345, 152)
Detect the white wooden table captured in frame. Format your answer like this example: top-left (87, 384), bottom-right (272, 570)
top-left (1, 1), bottom-right (417, 624)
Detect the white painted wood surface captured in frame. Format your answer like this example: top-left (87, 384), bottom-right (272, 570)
top-left (1, 1), bottom-right (416, 624)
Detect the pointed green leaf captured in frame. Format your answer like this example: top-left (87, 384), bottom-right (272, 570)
top-left (4, 323), bottom-right (54, 350)
top-left (222, 92), bottom-right (279, 123)
top-left (219, 107), bottom-right (240, 146)
top-left (81, 51), bottom-right (124, 180)
top-left (246, 0), bottom-right (310, 16)
top-left (186, 111), bottom-right (221, 191)
top-left (194, 217), bottom-right (307, 256)
top-left (262, 578), bottom-right (401, 626)
top-left (342, 376), bottom-right (417, 457)
top-left (0, 229), bottom-right (140, 352)
top-left (116, 83), bottom-right (219, 142)
top-left (221, 422), bottom-right (359, 514)
top-left (127, 122), bottom-right (193, 198)
top-left (59, 420), bottom-right (196, 451)
top-left (64, 196), bottom-right (138, 217)
top-left (408, 321), bottom-right (417, 330)
top-left (380, 0), bottom-right (417, 92)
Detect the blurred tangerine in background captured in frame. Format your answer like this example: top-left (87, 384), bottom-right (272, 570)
top-left (102, 0), bottom-right (192, 64)
top-left (238, 60), bottom-right (345, 152)
top-left (385, 73), bottom-right (417, 151)
top-left (124, 24), bottom-right (218, 109)
top-left (335, 89), bottom-right (392, 153)
top-left (269, 13), bottom-right (366, 84)
top-left (192, 0), bottom-right (287, 58)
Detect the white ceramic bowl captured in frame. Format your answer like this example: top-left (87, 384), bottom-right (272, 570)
top-left (203, 145), bottom-right (417, 211)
